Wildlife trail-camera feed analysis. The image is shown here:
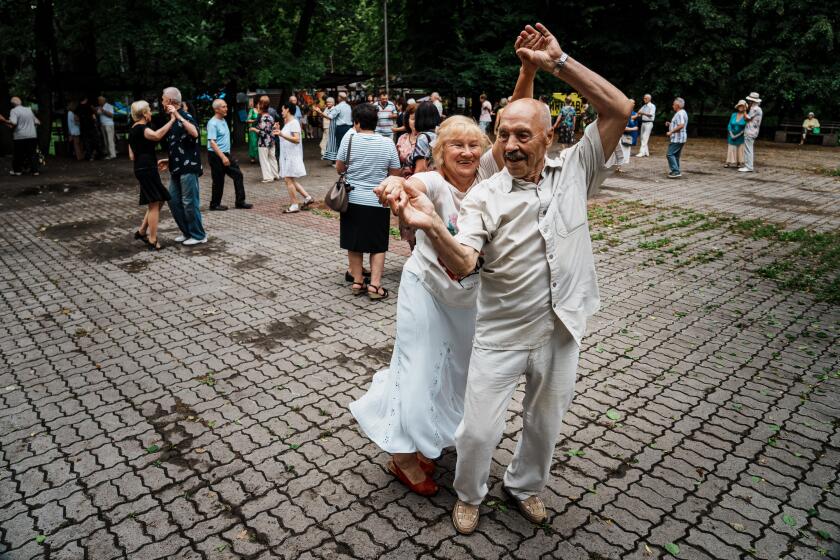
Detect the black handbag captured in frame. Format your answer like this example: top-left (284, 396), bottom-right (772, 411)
top-left (325, 136), bottom-right (354, 212)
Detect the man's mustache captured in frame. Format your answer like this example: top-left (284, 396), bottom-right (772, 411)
top-left (504, 150), bottom-right (527, 162)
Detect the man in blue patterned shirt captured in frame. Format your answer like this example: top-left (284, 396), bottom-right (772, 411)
top-left (158, 86), bottom-right (207, 245)
top-left (665, 97), bottom-right (688, 178)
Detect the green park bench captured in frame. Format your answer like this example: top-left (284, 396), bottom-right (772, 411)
top-left (775, 120), bottom-right (839, 146)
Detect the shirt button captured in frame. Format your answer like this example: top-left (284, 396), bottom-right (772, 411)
top-left (548, 254), bottom-right (554, 260)
top-left (552, 282), bottom-right (557, 288)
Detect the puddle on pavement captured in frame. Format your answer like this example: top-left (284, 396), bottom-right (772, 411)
top-left (176, 239), bottom-right (229, 257)
top-left (41, 219), bottom-right (112, 239)
top-left (231, 313), bottom-right (321, 351)
top-left (740, 191), bottom-right (828, 214)
top-left (84, 238), bottom-right (150, 261)
top-left (232, 254), bottom-right (270, 271)
top-left (117, 259), bottom-right (150, 273)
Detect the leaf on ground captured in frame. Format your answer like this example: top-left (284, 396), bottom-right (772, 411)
top-left (731, 523), bottom-right (745, 531)
top-left (146, 444), bottom-right (160, 454)
top-left (288, 443), bottom-right (300, 450)
top-left (817, 529), bottom-right (831, 540)
top-left (664, 542), bottom-right (680, 556)
top-left (644, 543), bottom-right (653, 555)
top-left (195, 448), bottom-right (206, 454)
top-left (566, 449), bottom-right (585, 457)
top-left (35, 535), bottom-right (46, 544)
top-left (606, 409), bottom-right (622, 421)
top-left (782, 514), bottom-right (797, 527)
top-left (216, 543), bottom-right (227, 552)
top-left (236, 529), bottom-right (250, 540)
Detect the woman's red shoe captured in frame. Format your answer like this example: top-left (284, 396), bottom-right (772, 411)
top-left (387, 460), bottom-right (438, 496)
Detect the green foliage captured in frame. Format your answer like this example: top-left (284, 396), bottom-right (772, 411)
top-left (1, 0), bottom-right (838, 118)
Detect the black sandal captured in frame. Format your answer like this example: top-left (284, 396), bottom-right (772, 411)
top-left (367, 285), bottom-right (389, 300)
top-left (351, 281), bottom-right (367, 296)
top-left (134, 230), bottom-right (149, 244)
top-left (344, 269), bottom-right (372, 283)
top-left (147, 238), bottom-right (162, 251)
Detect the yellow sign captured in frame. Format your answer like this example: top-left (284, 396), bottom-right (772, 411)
top-left (550, 92), bottom-right (583, 117)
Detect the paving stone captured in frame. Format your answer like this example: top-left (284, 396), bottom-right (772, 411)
top-left (1, 144), bottom-right (838, 559)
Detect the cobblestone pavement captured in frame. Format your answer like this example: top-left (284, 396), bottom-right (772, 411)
top-left (1, 138), bottom-right (839, 560)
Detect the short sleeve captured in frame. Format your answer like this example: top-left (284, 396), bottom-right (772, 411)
top-left (454, 186), bottom-right (492, 253)
top-left (412, 171), bottom-right (444, 198)
top-left (206, 121), bottom-right (218, 142)
top-left (572, 119), bottom-right (611, 198)
top-left (336, 132), bottom-right (351, 162)
top-left (414, 133), bottom-right (433, 159)
top-left (9, 110), bottom-right (18, 126)
top-left (387, 140), bottom-right (400, 170)
top-left (290, 120), bottom-right (301, 134)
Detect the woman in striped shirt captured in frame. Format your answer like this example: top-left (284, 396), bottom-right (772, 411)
top-left (335, 103), bottom-right (402, 300)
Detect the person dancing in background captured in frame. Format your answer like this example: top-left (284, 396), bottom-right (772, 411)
top-left (128, 100), bottom-right (177, 251)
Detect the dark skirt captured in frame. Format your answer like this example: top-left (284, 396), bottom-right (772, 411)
top-left (340, 203), bottom-right (390, 253)
top-left (135, 166), bottom-right (171, 206)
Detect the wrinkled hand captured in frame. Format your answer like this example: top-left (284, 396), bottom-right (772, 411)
top-left (374, 176), bottom-right (406, 207)
top-left (515, 23), bottom-right (564, 74)
top-left (157, 159), bottom-right (169, 172)
top-left (514, 25), bottom-right (547, 74)
top-left (392, 183), bottom-right (437, 230)
top-left (222, 156), bottom-right (230, 167)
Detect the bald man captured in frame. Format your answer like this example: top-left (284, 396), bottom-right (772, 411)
top-left (392, 23), bottom-right (632, 534)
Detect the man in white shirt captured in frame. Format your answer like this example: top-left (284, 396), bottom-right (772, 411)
top-left (326, 91), bottom-right (354, 148)
top-left (391, 23), bottom-right (632, 535)
top-left (430, 92), bottom-right (444, 116)
top-left (635, 94), bottom-right (655, 157)
top-left (1, 96), bottom-right (40, 175)
top-left (740, 92), bottom-right (763, 173)
top-left (97, 96), bottom-right (116, 159)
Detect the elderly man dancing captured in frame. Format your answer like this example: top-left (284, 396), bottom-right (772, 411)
top-left (392, 23), bottom-right (632, 534)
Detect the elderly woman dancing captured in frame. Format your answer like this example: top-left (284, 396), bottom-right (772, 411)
top-left (349, 116), bottom-right (500, 494)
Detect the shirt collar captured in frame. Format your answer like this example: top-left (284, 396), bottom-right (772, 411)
top-left (500, 155), bottom-right (564, 193)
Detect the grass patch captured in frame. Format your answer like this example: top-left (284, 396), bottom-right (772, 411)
top-left (638, 237), bottom-right (671, 250)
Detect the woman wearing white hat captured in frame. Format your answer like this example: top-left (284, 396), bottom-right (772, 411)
top-left (740, 92), bottom-right (762, 172)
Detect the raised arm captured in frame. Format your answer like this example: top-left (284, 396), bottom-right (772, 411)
top-left (516, 23), bottom-right (633, 160)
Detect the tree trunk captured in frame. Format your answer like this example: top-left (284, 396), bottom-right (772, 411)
top-left (34, 0), bottom-right (55, 155)
top-left (291, 0), bottom-right (316, 57)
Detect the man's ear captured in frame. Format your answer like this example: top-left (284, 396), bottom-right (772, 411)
top-left (544, 128), bottom-right (554, 146)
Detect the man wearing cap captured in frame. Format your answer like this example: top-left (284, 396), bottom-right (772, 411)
top-left (739, 92), bottom-right (762, 172)
top-left (391, 22), bottom-right (632, 535)
top-left (801, 112), bottom-right (820, 145)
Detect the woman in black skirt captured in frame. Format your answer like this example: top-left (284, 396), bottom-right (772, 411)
top-left (335, 103), bottom-right (402, 300)
top-left (128, 100), bottom-right (176, 251)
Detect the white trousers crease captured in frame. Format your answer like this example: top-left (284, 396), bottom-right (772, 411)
top-left (744, 136), bottom-right (755, 170)
top-left (638, 122), bottom-right (653, 156)
top-left (258, 146), bottom-right (280, 180)
top-left (454, 320), bottom-right (579, 505)
top-left (102, 125), bottom-right (116, 158)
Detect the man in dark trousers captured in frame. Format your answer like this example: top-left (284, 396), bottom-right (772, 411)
top-left (206, 98), bottom-right (252, 211)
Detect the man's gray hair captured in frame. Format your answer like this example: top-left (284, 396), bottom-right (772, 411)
top-left (644, 93), bottom-right (652, 99)
top-left (163, 87), bottom-right (182, 104)
top-left (338, 91), bottom-right (347, 100)
top-left (211, 98), bottom-right (226, 110)
top-left (10, 96), bottom-right (21, 106)
top-left (674, 97), bottom-right (685, 108)
top-left (326, 96), bottom-right (335, 104)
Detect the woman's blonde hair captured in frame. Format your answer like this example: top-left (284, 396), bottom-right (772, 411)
top-left (130, 100), bottom-right (151, 122)
top-left (431, 115), bottom-right (490, 172)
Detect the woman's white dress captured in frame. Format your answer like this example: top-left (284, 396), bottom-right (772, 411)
top-left (349, 155), bottom-right (498, 459)
top-left (278, 119), bottom-right (306, 178)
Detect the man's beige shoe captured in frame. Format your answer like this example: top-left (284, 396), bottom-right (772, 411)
top-left (504, 487), bottom-right (547, 524)
top-left (451, 500), bottom-right (480, 535)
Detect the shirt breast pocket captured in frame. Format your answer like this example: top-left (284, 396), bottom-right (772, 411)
top-left (553, 185), bottom-right (587, 238)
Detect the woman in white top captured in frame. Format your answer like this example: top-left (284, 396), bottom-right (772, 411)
top-left (277, 101), bottom-right (313, 213)
top-left (349, 116), bottom-right (500, 495)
